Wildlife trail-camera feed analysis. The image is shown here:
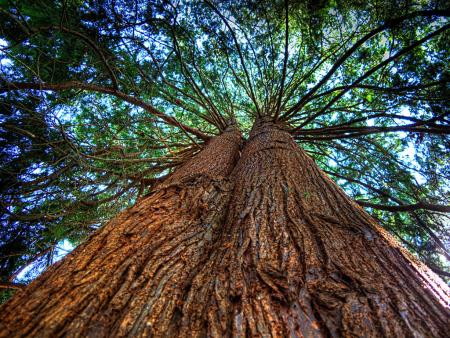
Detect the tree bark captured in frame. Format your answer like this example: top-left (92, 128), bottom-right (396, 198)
top-left (172, 120), bottom-right (449, 337)
top-left (0, 126), bottom-right (242, 337)
top-left (1, 121), bottom-right (449, 337)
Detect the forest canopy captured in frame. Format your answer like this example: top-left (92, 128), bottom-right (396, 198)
top-left (0, 0), bottom-right (449, 295)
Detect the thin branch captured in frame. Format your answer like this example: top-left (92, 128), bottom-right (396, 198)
top-left (299, 23), bottom-right (450, 127)
top-left (307, 80), bottom-right (448, 102)
top-left (294, 124), bottom-right (450, 140)
top-left (283, 9), bottom-right (450, 119)
top-left (428, 265), bottom-right (450, 278)
top-left (356, 200), bottom-right (450, 213)
top-left (0, 81), bottom-right (211, 141)
top-left (274, 0), bottom-right (289, 120)
top-left (0, 282), bottom-right (25, 290)
top-left (8, 246), bottom-right (55, 282)
top-left (325, 170), bottom-right (450, 260)
top-left (204, 0), bottom-right (261, 115)
top-left (53, 25), bottom-right (119, 89)
top-left (324, 170), bottom-right (403, 204)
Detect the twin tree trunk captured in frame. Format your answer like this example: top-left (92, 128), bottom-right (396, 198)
top-left (0, 121), bottom-right (449, 337)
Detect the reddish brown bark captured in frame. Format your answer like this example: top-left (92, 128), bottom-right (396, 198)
top-left (0, 127), bottom-right (242, 337)
top-left (1, 121), bottom-right (449, 337)
top-left (172, 120), bottom-right (449, 337)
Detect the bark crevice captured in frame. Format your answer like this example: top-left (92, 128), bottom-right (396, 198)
top-left (0, 122), bottom-right (448, 337)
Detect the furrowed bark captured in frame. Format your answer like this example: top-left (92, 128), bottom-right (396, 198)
top-left (176, 120), bottom-right (449, 337)
top-left (0, 127), bottom-right (242, 337)
top-left (1, 121), bottom-right (448, 337)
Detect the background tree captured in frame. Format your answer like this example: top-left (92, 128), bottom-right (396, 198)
top-left (0, 0), bottom-right (448, 304)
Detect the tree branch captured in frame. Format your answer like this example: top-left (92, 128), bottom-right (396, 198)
top-left (0, 282), bottom-right (25, 290)
top-left (53, 25), bottom-right (119, 89)
top-left (325, 170), bottom-right (450, 260)
top-left (356, 200), bottom-right (450, 213)
top-left (302, 23), bottom-right (450, 127)
top-left (0, 81), bottom-right (211, 141)
top-left (428, 265), bottom-right (450, 278)
top-left (283, 9), bottom-right (450, 120)
top-left (294, 124), bottom-right (450, 140)
top-left (204, 0), bottom-right (261, 116)
top-left (307, 80), bottom-right (448, 102)
top-left (274, 0), bottom-right (289, 120)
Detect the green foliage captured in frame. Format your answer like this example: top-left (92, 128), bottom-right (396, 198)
top-left (0, 0), bottom-right (449, 298)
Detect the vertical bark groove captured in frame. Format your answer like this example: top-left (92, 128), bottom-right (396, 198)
top-left (175, 120), bottom-right (449, 337)
top-left (0, 127), bottom-right (242, 338)
top-left (1, 121), bottom-right (448, 337)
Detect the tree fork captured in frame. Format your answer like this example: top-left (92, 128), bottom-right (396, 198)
top-left (0, 121), bottom-right (449, 337)
top-left (0, 127), bottom-right (242, 337)
top-left (173, 119), bottom-right (449, 336)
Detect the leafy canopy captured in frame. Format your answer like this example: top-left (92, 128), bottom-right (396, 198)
top-left (0, 0), bottom-right (449, 290)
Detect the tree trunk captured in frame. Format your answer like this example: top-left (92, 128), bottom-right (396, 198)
top-left (1, 121), bottom-right (449, 337)
top-left (177, 119), bottom-right (448, 337)
top-left (0, 127), bottom-right (242, 337)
